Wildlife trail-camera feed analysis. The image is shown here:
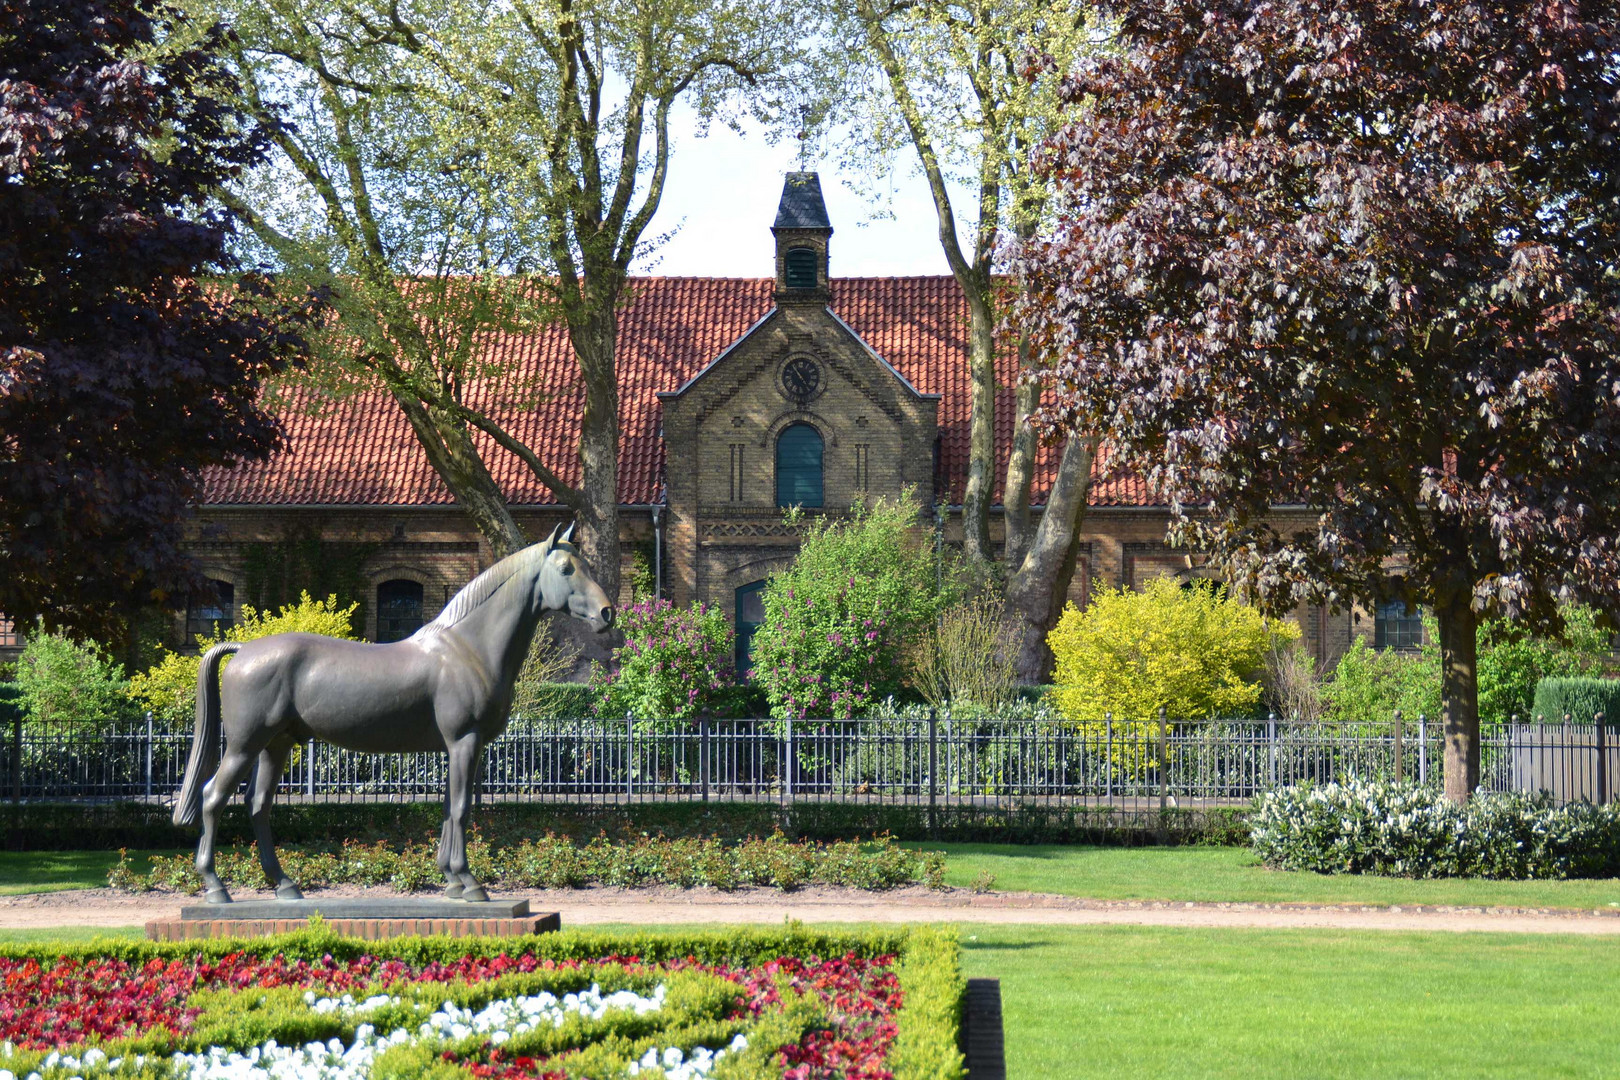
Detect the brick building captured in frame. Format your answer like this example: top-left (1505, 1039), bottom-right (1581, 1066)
top-left (179, 172), bottom-right (1397, 669)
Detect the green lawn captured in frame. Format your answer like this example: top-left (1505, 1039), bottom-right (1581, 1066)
top-left (0, 850), bottom-right (181, 895)
top-left (922, 842), bottom-right (1620, 910)
top-left (965, 924), bottom-right (1620, 1079)
top-left (0, 921), bottom-right (1615, 1078)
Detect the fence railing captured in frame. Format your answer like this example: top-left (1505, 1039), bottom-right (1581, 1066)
top-left (4, 711), bottom-right (1616, 810)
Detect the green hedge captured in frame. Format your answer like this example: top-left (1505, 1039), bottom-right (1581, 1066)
top-left (114, 832), bottom-right (947, 894)
top-left (1531, 677), bottom-right (1620, 723)
top-left (1251, 779), bottom-right (1620, 879)
top-left (0, 799), bottom-right (1251, 851)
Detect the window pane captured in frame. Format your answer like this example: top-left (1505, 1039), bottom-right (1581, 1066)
top-left (377, 579), bottom-right (425, 643)
top-left (775, 424), bottom-right (823, 507)
top-left (188, 580), bottom-right (235, 642)
top-left (1374, 600), bottom-right (1423, 650)
top-left (735, 580), bottom-right (767, 676)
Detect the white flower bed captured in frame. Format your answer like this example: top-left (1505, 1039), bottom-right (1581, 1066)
top-left (1, 984), bottom-right (746, 1080)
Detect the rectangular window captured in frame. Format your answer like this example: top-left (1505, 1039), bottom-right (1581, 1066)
top-left (0, 618), bottom-right (20, 649)
top-left (855, 444), bottom-right (869, 491)
top-left (1374, 600), bottom-right (1424, 651)
top-left (729, 444), bottom-right (744, 502)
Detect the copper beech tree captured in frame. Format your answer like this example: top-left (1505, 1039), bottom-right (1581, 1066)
top-left (1013, 0), bottom-right (1620, 801)
top-left (0, 0), bottom-right (313, 639)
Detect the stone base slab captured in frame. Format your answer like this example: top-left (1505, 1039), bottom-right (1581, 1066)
top-left (146, 912), bottom-right (560, 941)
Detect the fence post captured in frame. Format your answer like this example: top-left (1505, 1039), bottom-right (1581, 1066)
top-left (1104, 713), bottom-right (1113, 802)
top-left (1158, 705), bottom-right (1168, 813)
top-left (1598, 712), bottom-right (1609, 805)
top-left (1393, 710), bottom-right (1404, 784)
top-left (1266, 712), bottom-right (1277, 789)
top-left (144, 712), bottom-right (154, 801)
top-left (306, 739), bottom-right (316, 800)
top-left (699, 718), bottom-right (710, 804)
top-left (928, 710), bottom-right (939, 840)
top-left (10, 706), bottom-right (20, 803)
top-left (625, 713), bottom-right (635, 802)
top-left (784, 717), bottom-right (794, 807)
top-left (1418, 714), bottom-right (1428, 786)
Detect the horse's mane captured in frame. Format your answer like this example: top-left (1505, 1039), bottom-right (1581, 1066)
top-left (423, 542), bottom-right (567, 633)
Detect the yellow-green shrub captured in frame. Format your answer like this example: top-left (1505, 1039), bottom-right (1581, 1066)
top-left (1049, 577), bottom-right (1296, 725)
top-left (127, 592), bottom-right (360, 727)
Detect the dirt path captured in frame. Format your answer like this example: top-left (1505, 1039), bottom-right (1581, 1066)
top-left (7, 885), bottom-right (1620, 935)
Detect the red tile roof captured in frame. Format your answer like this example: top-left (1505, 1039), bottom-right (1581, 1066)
top-left (201, 276), bottom-right (1159, 509)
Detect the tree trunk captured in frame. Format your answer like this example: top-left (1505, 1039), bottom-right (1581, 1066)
top-left (1005, 435), bottom-right (1097, 682)
top-left (391, 387), bottom-right (527, 559)
top-left (1001, 335), bottom-right (1040, 573)
top-left (960, 291), bottom-right (996, 565)
top-left (1437, 592), bottom-right (1480, 803)
top-left (570, 303), bottom-right (622, 603)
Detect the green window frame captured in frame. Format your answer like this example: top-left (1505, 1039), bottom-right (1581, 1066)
top-left (775, 423), bottom-right (824, 508)
top-left (784, 247), bottom-right (818, 290)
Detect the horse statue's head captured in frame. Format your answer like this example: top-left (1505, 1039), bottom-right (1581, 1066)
top-left (536, 522), bottom-right (615, 632)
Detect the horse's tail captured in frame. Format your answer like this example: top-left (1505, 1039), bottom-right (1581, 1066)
top-left (172, 642), bottom-right (244, 828)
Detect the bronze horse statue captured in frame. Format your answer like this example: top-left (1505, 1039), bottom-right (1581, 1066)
top-left (172, 524), bottom-right (614, 904)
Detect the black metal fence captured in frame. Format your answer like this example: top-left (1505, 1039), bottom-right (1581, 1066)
top-left (4, 711), bottom-right (1616, 809)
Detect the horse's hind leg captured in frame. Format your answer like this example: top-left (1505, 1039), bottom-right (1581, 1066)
top-left (445, 734), bottom-right (488, 902)
top-left (250, 741), bottom-right (301, 900)
top-left (438, 805), bottom-right (459, 899)
top-left (197, 744), bottom-right (257, 904)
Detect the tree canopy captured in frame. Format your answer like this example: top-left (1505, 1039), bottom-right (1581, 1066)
top-left (1014, 0), bottom-right (1620, 799)
top-left (0, 0), bottom-right (313, 639)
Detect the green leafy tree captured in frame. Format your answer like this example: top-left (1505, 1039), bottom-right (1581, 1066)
top-left (1048, 578), bottom-right (1296, 725)
top-left (1321, 640), bottom-right (1440, 731)
top-left (128, 592), bottom-right (359, 727)
top-left (1014, 0), bottom-right (1620, 800)
top-left (752, 495), bottom-right (948, 718)
top-left (832, 0), bottom-right (1101, 678)
top-left (593, 600), bottom-right (733, 720)
top-left (14, 631), bottom-right (137, 728)
top-left (205, 0), bottom-right (808, 595)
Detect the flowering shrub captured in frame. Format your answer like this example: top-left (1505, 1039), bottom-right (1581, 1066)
top-left (751, 495), bottom-right (947, 719)
top-left (594, 600), bottom-right (734, 720)
top-left (1250, 779), bottom-right (1620, 879)
top-left (0, 926), bottom-right (960, 1080)
top-left (113, 831), bottom-right (947, 894)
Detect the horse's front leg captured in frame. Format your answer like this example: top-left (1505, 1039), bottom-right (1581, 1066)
top-left (445, 733), bottom-right (487, 902)
top-left (438, 801), bottom-right (458, 899)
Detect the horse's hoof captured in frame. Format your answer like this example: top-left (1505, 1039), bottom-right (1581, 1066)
top-left (462, 885), bottom-right (489, 903)
top-left (276, 883), bottom-right (304, 901)
top-left (205, 888), bottom-right (233, 905)
top-left (443, 883), bottom-right (464, 899)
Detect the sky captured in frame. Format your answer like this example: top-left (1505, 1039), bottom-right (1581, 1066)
top-left (631, 106), bottom-right (966, 280)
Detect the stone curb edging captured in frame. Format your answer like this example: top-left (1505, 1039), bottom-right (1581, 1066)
top-left (145, 913), bottom-right (561, 941)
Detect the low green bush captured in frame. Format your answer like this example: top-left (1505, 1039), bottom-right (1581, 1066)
top-left (112, 831), bottom-right (948, 894)
top-left (1250, 779), bottom-right (1620, 879)
top-left (1530, 677), bottom-right (1620, 723)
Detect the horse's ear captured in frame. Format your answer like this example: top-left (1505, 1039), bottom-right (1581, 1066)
top-left (561, 521), bottom-right (577, 545)
top-left (542, 524), bottom-right (562, 552)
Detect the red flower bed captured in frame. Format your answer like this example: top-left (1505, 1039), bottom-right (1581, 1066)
top-left (0, 949), bottom-right (901, 1077)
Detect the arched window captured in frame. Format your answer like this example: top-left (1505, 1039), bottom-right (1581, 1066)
top-left (187, 580), bottom-right (235, 643)
top-left (775, 423), bottom-right (824, 508)
top-left (735, 581), bottom-right (767, 676)
top-left (376, 579), bottom-right (425, 642)
top-left (784, 247), bottom-right (818, 290)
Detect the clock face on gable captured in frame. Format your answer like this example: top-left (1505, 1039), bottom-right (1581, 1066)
top-left (780, 356), bottom-right (823, 405)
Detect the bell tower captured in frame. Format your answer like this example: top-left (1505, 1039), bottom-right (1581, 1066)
top-left (771, 171), bottom-right (832, 304)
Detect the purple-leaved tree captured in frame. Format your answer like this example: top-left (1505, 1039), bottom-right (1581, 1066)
top-left (1013, 0), bottom-right (1620, 801)
top-left (0, 0), bottom-right (313, 640)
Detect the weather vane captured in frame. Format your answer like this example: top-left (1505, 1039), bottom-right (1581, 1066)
top-left (796, 105), bottom-right (812, 170)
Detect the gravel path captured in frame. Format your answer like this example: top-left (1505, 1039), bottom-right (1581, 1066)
top-left (6, 885), bottom-right (1620, 935)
